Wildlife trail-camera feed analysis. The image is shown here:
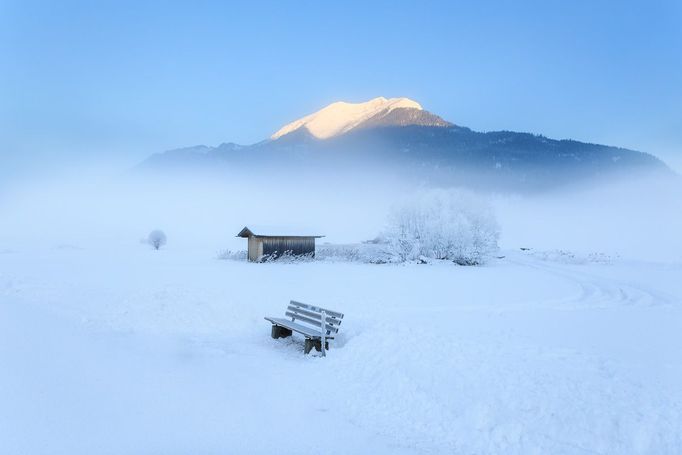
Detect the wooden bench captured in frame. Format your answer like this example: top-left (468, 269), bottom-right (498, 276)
top-left (265, 300), bottom-right (344, 355)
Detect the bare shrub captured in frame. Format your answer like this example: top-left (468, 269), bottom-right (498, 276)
top-left (259, 250), bottom-right (314, 263)
top-left (216, 249), bottom-right (247, 261)
top-left (147, 230), bottom-right (167, 250)
top-left (316, 243), bottom-right (394, 264)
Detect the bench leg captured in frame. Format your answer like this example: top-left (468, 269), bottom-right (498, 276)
top-left (304, 338), bottom-right (314, 354)
top-left (313, 340), bottom-right (330, 352)
top-left (271, 325), bottom-right (292, 339)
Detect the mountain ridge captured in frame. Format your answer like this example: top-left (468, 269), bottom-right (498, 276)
top-left (139, 97), bottom-right (673, 192)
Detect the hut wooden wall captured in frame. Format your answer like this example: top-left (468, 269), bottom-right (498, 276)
top-left (261, 236), bottom-right (315, 258)
top-left (247, 236), bottom-right (263, 262)
top-left (245, 236), bottom-right (316, 261)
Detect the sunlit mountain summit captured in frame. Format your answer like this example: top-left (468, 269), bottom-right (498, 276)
top-left (270, 97), bottom-right (451, 140)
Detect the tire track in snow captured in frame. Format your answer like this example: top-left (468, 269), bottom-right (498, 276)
top-left (507, 254), bottom-right (678, 309)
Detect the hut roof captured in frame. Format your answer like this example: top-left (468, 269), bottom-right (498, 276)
top-left (236, 225), bottom-right (324, 238)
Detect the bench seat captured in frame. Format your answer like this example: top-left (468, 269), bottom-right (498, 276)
top-left (263, 317), bottom-right (334, 339)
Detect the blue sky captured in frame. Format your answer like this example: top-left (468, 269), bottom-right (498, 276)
top-left (2, 0), bottom-right (681, 172)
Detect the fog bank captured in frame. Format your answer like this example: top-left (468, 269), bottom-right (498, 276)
top-left (1, 167), bottom-right (680, 262)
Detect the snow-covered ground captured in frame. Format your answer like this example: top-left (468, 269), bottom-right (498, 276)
top-left (1, 243), bottom-right (681, 454)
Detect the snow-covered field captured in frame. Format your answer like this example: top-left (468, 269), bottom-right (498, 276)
top-left (2, 243), bottom-right (681, 454)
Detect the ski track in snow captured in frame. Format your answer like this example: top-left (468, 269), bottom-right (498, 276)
top-left (507, 253), bottom-right (679, 310)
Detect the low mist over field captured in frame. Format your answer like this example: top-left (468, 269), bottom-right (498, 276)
top-left (2, 164), bottom-right (680, 262)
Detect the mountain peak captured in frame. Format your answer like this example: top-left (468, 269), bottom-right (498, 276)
top-left (271, 97), bottom-right (426, 140)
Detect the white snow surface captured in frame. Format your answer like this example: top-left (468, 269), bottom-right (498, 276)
top-left (1, 245), bottom-right (681, 454)
top-left (270, 96), bottom-right (423, 140)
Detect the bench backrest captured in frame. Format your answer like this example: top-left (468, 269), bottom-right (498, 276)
top-left (286, 300), bottom-right (344, 336)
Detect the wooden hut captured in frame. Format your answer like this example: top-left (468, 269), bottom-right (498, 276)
top-left (236, 226), bottom-right (324, 262)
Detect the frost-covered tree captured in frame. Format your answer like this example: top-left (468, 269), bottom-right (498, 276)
top-left (382, 189), bottom-right (499, 265)
top-left (147, 230), bottom-right (167, 250)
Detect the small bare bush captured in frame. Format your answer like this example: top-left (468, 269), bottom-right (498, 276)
top-left (316, 243), bottom-right (394, 263)
top-left (216, 249), bottom-right (247, 261)
top-left (259, 250), bottom-right (314, 263)
top-left (147, 230), bottom-right (167, 250)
